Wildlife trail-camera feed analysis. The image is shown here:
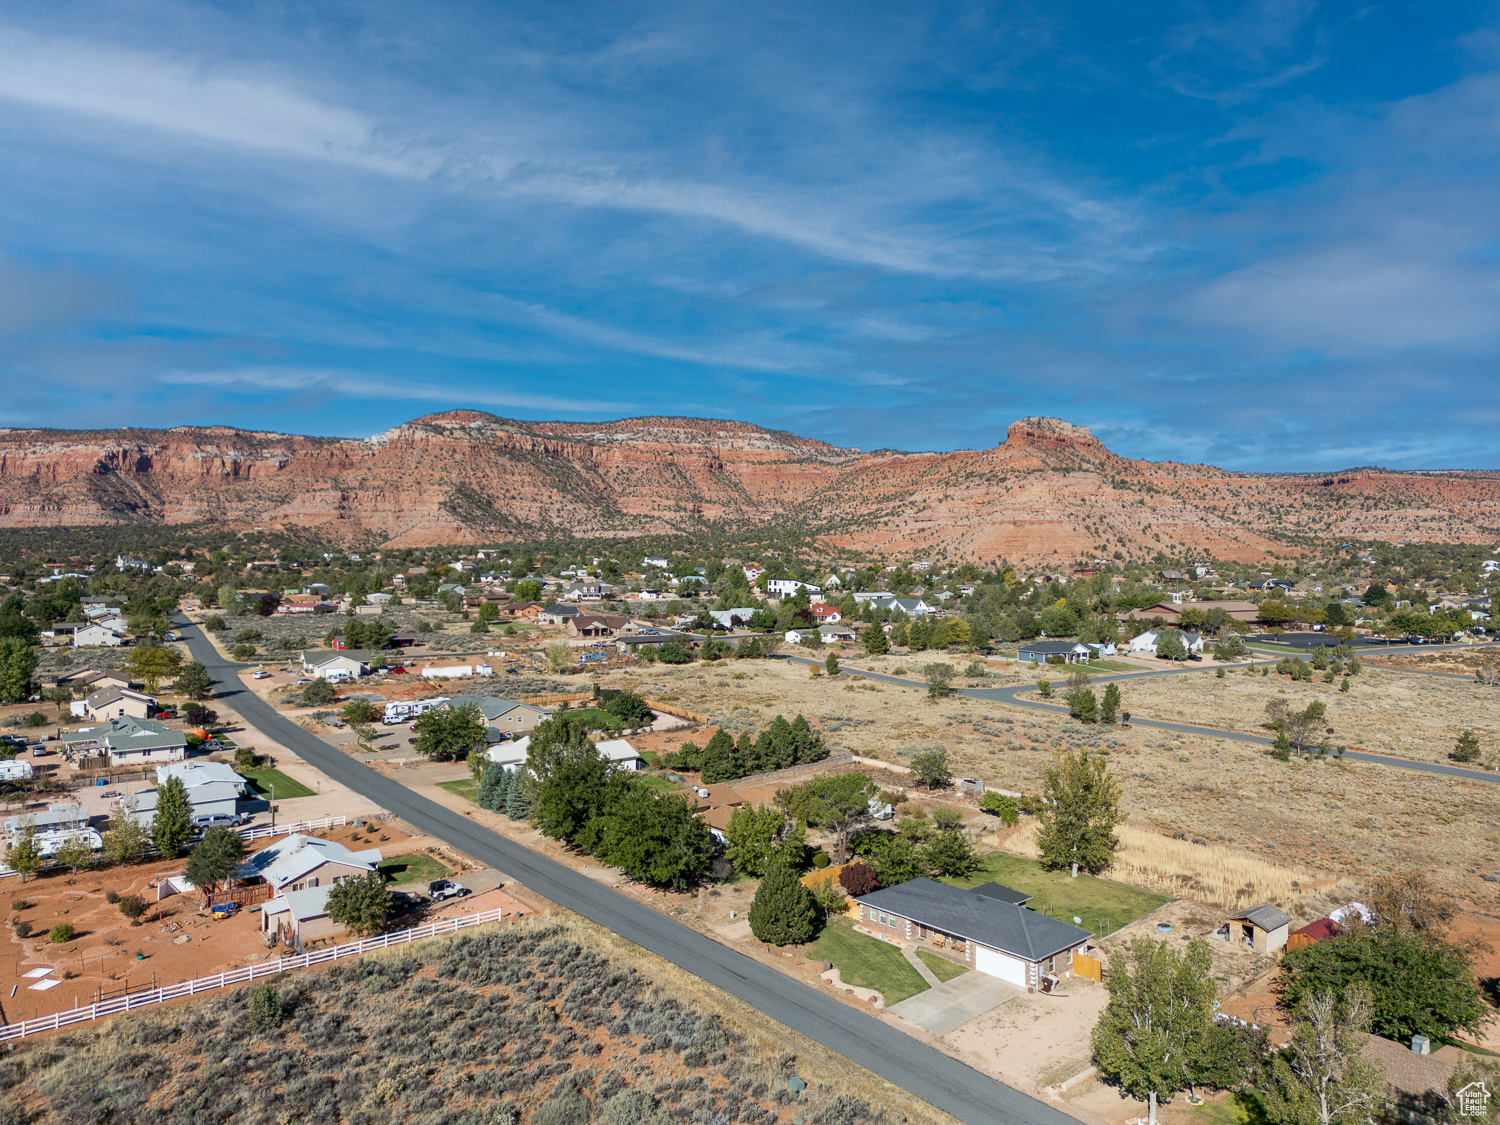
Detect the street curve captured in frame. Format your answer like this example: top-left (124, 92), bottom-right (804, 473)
top-left (172, 617), bottom-right (1079, 1125)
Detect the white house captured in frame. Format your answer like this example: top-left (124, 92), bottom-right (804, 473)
top-left (486, 735), bottom-right (641, 773)
top-left (1127, 629), bottom-right (1205, 655)
top-left (767, 578), bottom-right (822, 598)
top-left (786, 624), bottom-right (857, 645)
top-left (644, 556), bottom-right (670, 569)
top-left (709, 608), bottom-right (760, 629)
top-left (73, 624), bottom-right (124, 648)
top-left (298, 651), bottom-right (372, 680)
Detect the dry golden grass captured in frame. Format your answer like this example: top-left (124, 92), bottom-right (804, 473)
top-left (1003, 822), bottom-right (1335, 912)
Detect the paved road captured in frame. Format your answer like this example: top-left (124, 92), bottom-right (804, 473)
top-left (802, 653), bottom-right (1500, 786)
top-left (173, 617), bottom-right (1076, 1125)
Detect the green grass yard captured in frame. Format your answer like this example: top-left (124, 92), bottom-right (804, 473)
top-left (238, 767), bottom-right (315, 800)
top-left (941, 851), bottom-right (1170, 938)
top-left (628, 773), bottom-right (684, 795)
top-left (916, 950), bottom-right (969, 983)
top-left (804, 917), bottom-right (929, 1005)
top-left (378, 853), bottom-right (450, 885)
top-left (438, 778), bottom-right (481, 804)
top-left (555, 707), bottom-right (624, 730)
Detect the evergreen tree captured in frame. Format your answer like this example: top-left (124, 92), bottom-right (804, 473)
top-left (748, 862), bottom-right (821, 946)
top-left (1100, 682), bottom-right (1121, 724)
top-left (152, 776), bottom-right (193, 858)
top-left (863, 625), bottom-right (888, 655)
top-left (326, 872), bottom-right (393, 936)
top-left (1452, 730), bottom-right (1482, 763)
top-left (505, 778), bottom-right (531, 820)
top-left (591, 788), bottom-right (714, 890)
top-left (1035, 750), bottom-right (1124, 876)
top-left (477, 764), bottom-right (508, 811)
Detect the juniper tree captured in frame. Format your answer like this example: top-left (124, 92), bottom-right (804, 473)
top-left (748, 862), bottom-right (820, 946)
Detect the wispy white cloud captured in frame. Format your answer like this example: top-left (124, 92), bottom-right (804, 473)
top-left (158, 367), bottom-right (633, 414)
top-left (0, 27), bottom-right (415, 174)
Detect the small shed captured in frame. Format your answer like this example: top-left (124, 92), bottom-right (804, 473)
top-left (1287, 918), bottom-right (1339, 950)
top-left (1224, 904), bottom-right (1292, 954)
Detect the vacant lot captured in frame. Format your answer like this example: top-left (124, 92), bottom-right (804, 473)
top-left (591, 657), bottom-right (1500, 909)
top-left (1, 916), bottom-right (950, 1125)
top-left (1120, 664), bottom-right (1500, 766)
top-left (239, 766), bottom-right (315, 800)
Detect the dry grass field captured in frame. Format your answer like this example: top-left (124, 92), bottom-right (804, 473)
top-left (1119, 665), bottom-right (1500, 767)
top-left (596, 656), bottom-right (1500, 916)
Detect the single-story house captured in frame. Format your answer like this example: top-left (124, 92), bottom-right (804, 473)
top-left (3, 803), bottom-right (86, 842)
top-left (568, 613), bottom-right (630, 639)
top-left (856, 594), bottom-right (938, 617)
top-left (53, 668), bottom-right (133, 692)
top-left (1126, 629), bottom-right (1206, 656)
top-left (509, 602), bottom-right (543, 619)
top-left (708, 608), bottom-right (760, 629)
top-left (594, 739), bottom-right (643, 771)
top-left (237, 833), bottom-right (382, 894)
top-left (785, 624), bottom-right (857, 645)
top-left (84, 685), bottom-right (158, 721)
top-left (127, 780), bottom-right (242, 826)
top-left (298, 650), bottom-right (373, 680)
top-left (1085, 642), bottom-right (1117, 657)
top-left (261, 884), bottom-right (345, 947)
top-left (1218, 904), bottom-right (1292, 954)
top-left (487, 735), bottom-right (641, 773)
top-left (63, 716), bottom-right (187, 767)
top-left (856, 879), bottom-right (1092, 990)
top-left (157, 761), bottom-right (250, 797)
top-left (615, 628), bottom-right (699, 653)
top-left (1016, 640), bottom-right (1093, 665)
top-left (73, 624), bottom-right (124, 648)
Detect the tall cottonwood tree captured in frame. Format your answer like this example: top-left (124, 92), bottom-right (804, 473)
top-left (1035, 750), bottom-right (1124, 876)
top-left (1260, 986), bottom-right (1385, 1125)
top-left (1093, 937), bottom-right (1219, 1125)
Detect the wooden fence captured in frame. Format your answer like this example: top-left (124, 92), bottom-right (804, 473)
top-left (0, 906), bottom-right (510, 1042)
top-left (1072, 952), bottom-right (1103, 982)
top-left (516, 692), bottom-right (593, 706)
top-left (642, 699), bottom-right (707, 723)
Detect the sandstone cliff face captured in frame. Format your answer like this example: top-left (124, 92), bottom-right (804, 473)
top-left (0, 412), bottom-right (1492, 564)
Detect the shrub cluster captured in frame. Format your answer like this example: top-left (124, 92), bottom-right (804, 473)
top-left (1, 924), bottom-right (895, 1125)
top-left (661, 714), bottom-right (827, 782)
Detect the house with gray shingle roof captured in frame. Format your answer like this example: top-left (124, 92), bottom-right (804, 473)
top-left (855, 878), bottom-right (1092, 991)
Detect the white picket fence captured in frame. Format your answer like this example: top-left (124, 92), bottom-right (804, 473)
top-left (0, 905), bottom-right (508, 1042)
top-left (237, 815), bottom-right (347, 842)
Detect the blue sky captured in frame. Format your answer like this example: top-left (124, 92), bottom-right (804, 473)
top-left (1, 1), bottom-right (1497, 470)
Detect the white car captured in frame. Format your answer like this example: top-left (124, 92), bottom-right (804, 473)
top-left (252, 670), bottom-right (270, 680)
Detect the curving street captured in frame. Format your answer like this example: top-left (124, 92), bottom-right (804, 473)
top-left (172, 616), bottom-right (1079, 1125)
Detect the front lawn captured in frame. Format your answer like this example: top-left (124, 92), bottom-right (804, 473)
top-left (916, 950), bottom-right (970, 983)
top-left (239, 767), bottom-right (315, 800)
top-left (941, 851), bottom-right (1170, 938)
top-left (556, 707), bottom-right (624, 730)
top-left (438, 778), bottom-right (481, 805)
top-left (804, 917), bottom-right (929, 1005)
top-left (378, 853), bottom-right (450, 885)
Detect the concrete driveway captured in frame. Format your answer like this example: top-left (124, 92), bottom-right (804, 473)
top-left (888, 974), bottom-right (1022, 1033)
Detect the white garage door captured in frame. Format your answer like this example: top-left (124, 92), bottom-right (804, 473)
top-left (975, 945), bottom-right (1027, 987)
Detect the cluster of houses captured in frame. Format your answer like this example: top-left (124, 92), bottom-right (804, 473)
top-left (40, 600), bottom-right (134, 648)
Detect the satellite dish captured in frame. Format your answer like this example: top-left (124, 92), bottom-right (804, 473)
top-left (1073, 917), bottom-right (1083, 925)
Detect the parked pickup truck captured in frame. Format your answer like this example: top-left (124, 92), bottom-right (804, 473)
top-left (427, 879), bottom-right (471, 902)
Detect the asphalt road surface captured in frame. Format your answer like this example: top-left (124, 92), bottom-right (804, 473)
top-left (173, 617), bottom-right (1077, 1125)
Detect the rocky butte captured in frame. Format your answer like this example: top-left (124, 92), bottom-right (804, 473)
top-left (0, 412), bottom-right (1493, 565)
